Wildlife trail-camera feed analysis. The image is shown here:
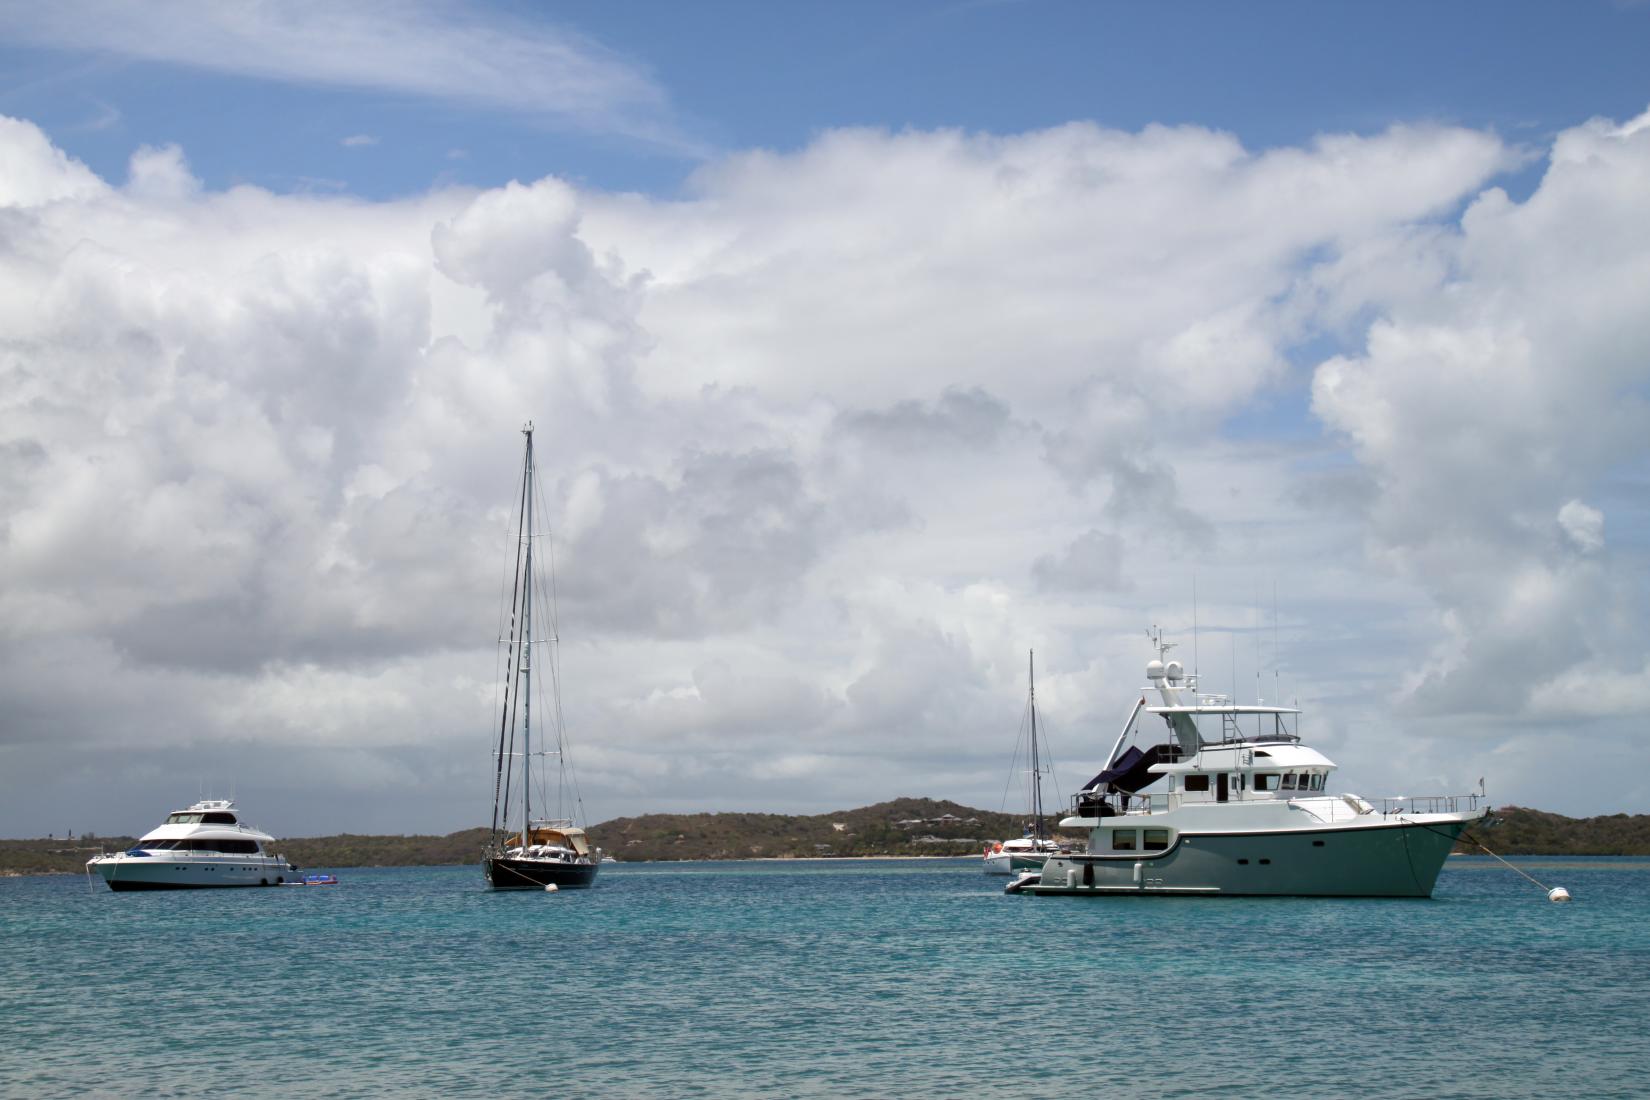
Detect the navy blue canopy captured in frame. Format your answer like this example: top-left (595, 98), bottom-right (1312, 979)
top-left (1083, 743), bottom-right (1177, 795)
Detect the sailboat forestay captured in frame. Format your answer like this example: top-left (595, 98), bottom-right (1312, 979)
top-left (483, 422), bottom-right (602, 891)
top-left (983, 650), bottom-right (1063, 875)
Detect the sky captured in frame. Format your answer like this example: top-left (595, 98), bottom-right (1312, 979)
top-left (2, 0), bottom-right (1649, 839)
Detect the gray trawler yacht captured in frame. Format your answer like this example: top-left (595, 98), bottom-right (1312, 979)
top-left (482, 423), bottom-right (602, 891)
top-left (1008, 635), bottom-right (1488, 898)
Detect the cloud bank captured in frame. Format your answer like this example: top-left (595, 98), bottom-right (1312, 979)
top-left (2, 107), bottom-right (1648, 835)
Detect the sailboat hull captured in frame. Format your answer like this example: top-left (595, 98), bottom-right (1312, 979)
top-left (484, 855), bottom-right (600, 891)
top-left (983, 851), bottom-right (1053, 876)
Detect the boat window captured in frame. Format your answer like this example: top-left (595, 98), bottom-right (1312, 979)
top-left (1183, 774), bottom-right (1210, 793)
top-left (1111, 830), bottom-right (1137, 851)
top-left (1254, 773), bottom-right (1280, 791)
top-left (1312, 774), bottom-right (1325, 791)
top-left (166, 813), bottom-right (203, 824)
top-left (200, 813), bottom-right (237, 825)
top-left (1281, 773), bottom-right (1297, 790)
top-left (1143, 829), bottom-right (1169, 851)
top-left (142, 839), bottom-right (176, 850)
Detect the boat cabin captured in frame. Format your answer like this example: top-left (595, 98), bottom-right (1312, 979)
top-left (1071, 655), bottom-right (1341, 822)
top-left (164, 799), bottom-right (240, 826)
top-left (503, 822), bottom-right (592, 857)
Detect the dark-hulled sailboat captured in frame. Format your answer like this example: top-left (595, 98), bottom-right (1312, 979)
top-left (483, 422), bottom-right (602, 891)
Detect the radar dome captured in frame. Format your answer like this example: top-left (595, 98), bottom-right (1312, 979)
top-left (1165, 660), bottom-right (1185, 682)
top-left (1146, 659), bottom-right (1166, 680)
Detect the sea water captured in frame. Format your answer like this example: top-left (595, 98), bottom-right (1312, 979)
top-left (3, 857), bottom-right (1648, 1098)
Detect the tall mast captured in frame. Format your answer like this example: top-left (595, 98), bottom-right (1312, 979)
top-left (490, 431), bottom-right (531, 842)
top-left (1029, 649), bottom-right (1043, 840)
top-left (520, 422), bottom-right (535, 841)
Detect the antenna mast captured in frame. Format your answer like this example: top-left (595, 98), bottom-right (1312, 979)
top-left (1029, 649), bottom-right (1043, 841)
top-left (520, 421), bottom-right (535, 841)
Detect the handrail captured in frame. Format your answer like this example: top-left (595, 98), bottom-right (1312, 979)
top-left (1069, 790), bottom-right (1487, 818)
top-left (1377, 793), bottom-right (1484, 816)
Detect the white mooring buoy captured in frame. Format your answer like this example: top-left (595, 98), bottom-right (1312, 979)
top-left (544, 883), bottom-right (559, 893)
top-left (1548, 886), bottom-right (1571, 903)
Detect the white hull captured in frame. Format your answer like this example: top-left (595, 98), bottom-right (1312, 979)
top-left (1014, 809), bottom-right (1481, 898)
top-left (982, 846), bottom-right (1058, 875)
top-left (89, 851), bottom-right (295, 890)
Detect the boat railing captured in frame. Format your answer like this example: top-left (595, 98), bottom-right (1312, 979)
top-left (1377, 794), bottom-right (1485, 816)
top-left (1070, 791), bottom-right (1170, 817)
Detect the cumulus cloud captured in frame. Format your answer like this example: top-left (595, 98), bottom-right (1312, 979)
top-left (1312, 109), bottom-right (1650, 720)
top-left (3, 106), bottom-right (1648, 833)
top-left (1557, 500), bottom-right (1604, 554)
top-left (1033, 529), bottom-right (1129, 593)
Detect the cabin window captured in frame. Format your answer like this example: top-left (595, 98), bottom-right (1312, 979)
top-left (1168, 776), bottom-right (1176, 792)
top-left (1312, 774), bottom-right (1325, 791)
top-left (1254, 773), bottom-right (1280, 791)
top-left (1143, 829), bottom-right (1169, 851)
top-left (166, 813), bottom-right (203, 824)
top-left (1183, 774), bottom-right (1210, 793)
top-left (1111, 830), bottom-right (1137, 851)
top-left (1281, 773), bottom-right (1297, 790)
top-left (201, 813), bottom-right (237, 825)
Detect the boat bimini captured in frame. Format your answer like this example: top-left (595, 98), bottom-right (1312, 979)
top-left (1008, 635), bottom-right (1488, 899)
top-left (86, 799), bottom-right (298, 891)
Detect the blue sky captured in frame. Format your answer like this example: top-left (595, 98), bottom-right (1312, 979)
top-left (1, 1), bottom-right (1649, 836)
top-left (6, 1), bottom-right (1647, 200)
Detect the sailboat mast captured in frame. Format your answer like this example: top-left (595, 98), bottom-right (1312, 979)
top-left (520, 423), bottom-right (535, 842)
top-left (1029, 649), bottom-right (1043, 841)
top-left (490, 433), bottom-right (532, 842)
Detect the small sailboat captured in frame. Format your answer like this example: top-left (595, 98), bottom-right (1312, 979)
top-left (983, 650), bottom-right (1062, 875)
top-left (483, 422), bottom-right (602, 891)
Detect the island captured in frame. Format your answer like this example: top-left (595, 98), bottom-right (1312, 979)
top-left (5, 801), bottom-right (1647, 875)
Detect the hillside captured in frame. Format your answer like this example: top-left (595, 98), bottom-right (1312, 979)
top-left (9, 802), bottom-right (1650, 875)
top-left (0, 800), bottom-right (1055, 874)
top-left (1459, 806), bottom-right (1650, 856)
top-left (586, 797), bottom-right (1060, 861)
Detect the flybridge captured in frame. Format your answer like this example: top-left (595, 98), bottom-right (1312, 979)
top-left (1147, 704), bottom-right (1300, 715)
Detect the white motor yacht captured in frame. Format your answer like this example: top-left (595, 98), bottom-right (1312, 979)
top-left (1008, 635), bottom-right (1488, 898)
top-left (87, 800), bottom-right (298, 891)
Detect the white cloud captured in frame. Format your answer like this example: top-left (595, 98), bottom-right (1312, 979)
top-left (1557, 500), bottom-right (1604, 553)
top-left (341, 134), bottom-right (380, 148)
top-left (1312, 108), bottom-right (1650, 722)
top-left (0, 1), bottom-right (702, 155)
top-left (2, 107), bottom-right (1649, 834)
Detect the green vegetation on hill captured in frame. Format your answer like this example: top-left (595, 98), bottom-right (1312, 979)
top-left (9, 803), bottom-right (1650, 875)
top-left (1461, 806), bottom-right (1650, 856)
top-left (0, 837), bottom-right (133, 877)
top-left (588, 797), bottom-right (1066, 861)
top-left (278, 829), bottom-right (493, 870)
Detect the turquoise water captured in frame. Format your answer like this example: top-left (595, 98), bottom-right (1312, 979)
top-left (4, 857), bottom-right (1648, 1098)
